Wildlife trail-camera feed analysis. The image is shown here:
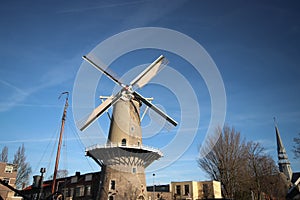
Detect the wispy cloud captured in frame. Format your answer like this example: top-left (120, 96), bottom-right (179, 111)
top-left (0, 79), bottom-right (30, 112)
top-left (0, 78), bottom-right (65, 111)
top-left (119, 0), bottom-right (189, 28)
top-left (0, 55), bottom-right (77, 112)
top-left (0, 135), bottom-right (81, 144)
top-left (0, 78), bottom-right (53, 112)
top-left (58, 0), bottom-right (150, 14)
top-left (254, 139), bottom-right (276, 154)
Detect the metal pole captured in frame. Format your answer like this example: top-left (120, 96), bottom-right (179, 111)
top-left (152, 173), bottom-right (155, 200)
top-left (51, 92), bottom-right (69, 194)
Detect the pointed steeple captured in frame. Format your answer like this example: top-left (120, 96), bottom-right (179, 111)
top-left (275, 124), bottom-right (288, 159)
top-left (274, 118), bottom-right (293, 181)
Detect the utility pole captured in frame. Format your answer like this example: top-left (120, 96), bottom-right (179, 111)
top-left (51, 92), bottom-right (69, 194)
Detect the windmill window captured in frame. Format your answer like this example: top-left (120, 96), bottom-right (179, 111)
top-left (121, 139), bottom-right (126, 146)
top-left (130, 126), bottom-right (135, 132)
top-left (110, 180), bottom-right (116, 190)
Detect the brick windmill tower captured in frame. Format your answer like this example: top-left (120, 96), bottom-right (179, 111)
top-left (79, 55), bottom-right (177, 200)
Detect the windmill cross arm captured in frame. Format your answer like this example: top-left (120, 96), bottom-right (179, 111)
top-left (100, 96), bottom-right (111, 100)
top-left (133, 91), bottom-right (178, 127)
top-left (82, 55), bottom-right (124, 87)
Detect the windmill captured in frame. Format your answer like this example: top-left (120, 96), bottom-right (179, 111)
top-left (79, 54), bottom-right (177, 200)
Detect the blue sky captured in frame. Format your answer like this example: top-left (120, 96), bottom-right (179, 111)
top-left (1, 0), bottom-right (300, 185)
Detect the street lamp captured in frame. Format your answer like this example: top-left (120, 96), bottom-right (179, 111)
top-left (152, 173), bottom-right (155, 200)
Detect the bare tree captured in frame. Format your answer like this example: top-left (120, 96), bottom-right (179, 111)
top-left (293, 133), bottom-right (300, 158)
top-left (257, 156), bottom-right (287, 199)
top-left (0, 146), bottom-right (8, 163)
top-left (13, 144), bottom-right (32, 189)
top-left (198, 126), bottom-right (248, 198)
top-left (198, 125), bottom-right (286, 199)
top-left (246, 142), bottom-right (265, 200)
top-left (245, 142), bottom-right (283, 200)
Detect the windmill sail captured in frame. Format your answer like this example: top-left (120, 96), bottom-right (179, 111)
top-left (79, 92), bottom-right (122, 131)
top-left (130, 55), bottom-right (167, 89)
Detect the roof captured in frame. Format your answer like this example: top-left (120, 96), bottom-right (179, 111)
top-left (22, 171), bottom-right (101, 191)
top-left (23, 183), bottom-right (51, 191)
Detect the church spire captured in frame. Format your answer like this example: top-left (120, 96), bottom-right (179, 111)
top-left (274, 118), bottom-right (293, 181)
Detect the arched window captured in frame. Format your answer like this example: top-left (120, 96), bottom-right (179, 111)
top-left (109, 195), bottom-right (114, 200)
top-left (121, 139), bottom-right (126, 146)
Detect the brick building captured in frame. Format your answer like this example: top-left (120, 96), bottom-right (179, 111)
top-left (22, 171), bottom-right (101, 200)
top-left (22, 170), bottom-right (223, 200)
top-left (0, 161), bottom-right (21, 200)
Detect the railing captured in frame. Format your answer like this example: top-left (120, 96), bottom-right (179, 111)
top-left (85, 143), bottom-right (163, 156)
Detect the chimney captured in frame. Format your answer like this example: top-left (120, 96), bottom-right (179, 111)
top-left (32, 175), bottom-right (41, 188)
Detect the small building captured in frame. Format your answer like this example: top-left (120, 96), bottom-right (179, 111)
top-left (0, 161), bottom-right (21, 200)
top-left (22, 171), bottom-right (101, 200)
top-left (147, 184), bottom-right (172, 200)
top-left (147, 180), bottom-right (222, 200)
top-left (171, 180), bottom-right (222, 200)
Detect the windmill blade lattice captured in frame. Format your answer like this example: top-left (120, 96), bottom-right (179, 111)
top-left (79, 92), bottom-right (123, 131)
top-left (129, 55), bottom-right (168, 90)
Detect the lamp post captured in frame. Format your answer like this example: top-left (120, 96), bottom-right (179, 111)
top-left (152, 173), bottom-right (155, 200)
